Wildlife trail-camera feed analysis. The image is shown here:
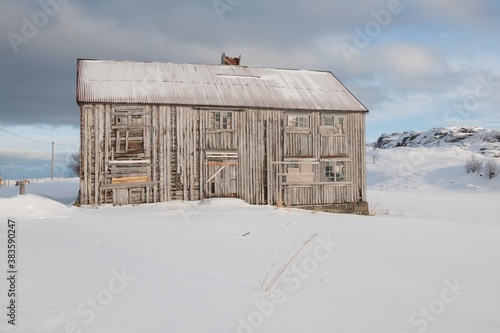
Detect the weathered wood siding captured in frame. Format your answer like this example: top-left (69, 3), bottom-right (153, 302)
top-left (80, 105), bottom-right (367, 208)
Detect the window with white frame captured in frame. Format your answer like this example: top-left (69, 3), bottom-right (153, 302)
top-left (287, 115), bottom-right (310, 128)
top-left (210, 111), bottom-right (233, 129)
top-left (322, 116), bottom-right (334, 127)
top-left (322, 115), bottom-right (345, 134)
top-left (324, 161), bottom-right (346, 182)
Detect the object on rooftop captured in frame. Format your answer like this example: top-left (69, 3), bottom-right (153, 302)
top-left (221, 52), bottom-right (241, 65)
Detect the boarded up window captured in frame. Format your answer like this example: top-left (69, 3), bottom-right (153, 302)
top-left (115, 111), bottom-right (128, 125)
top-left (112, 109), bottom-right (147, 157)
top-left (286, 163), bottom-right (314, 183)
top-left (131, 114), bottom-right (143, 124)
top-left (115, 110), bottom-right (144, 126)
top-left (285, 114), bottom-right (312, 156)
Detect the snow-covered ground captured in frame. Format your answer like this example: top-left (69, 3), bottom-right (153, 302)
top-left (1, 147), bottom-right (499, 333)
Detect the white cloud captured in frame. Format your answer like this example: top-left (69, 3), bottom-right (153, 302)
top-left (0, 149), bottom-right (47, 160)
top-left (417, 0), bottom-right (493, 25)
top-left (381, 43), bottom-right (442, 78)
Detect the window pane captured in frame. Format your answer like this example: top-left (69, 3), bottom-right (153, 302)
top-left (211, 111), bottom-right (233, 129)
top-left (288, 115), bottom-right (310, 127)
top-left (323, 116), bottom-right (334, 127)
top-left (324, 161), bottom-right (346, 182)
top-left (335, 162), bottom-right (346, 181)
top-left (288, 116), bottom-right (298, 127)
top-left (210, 112), bottom-right (215, 128)
top-left (298, 116), bottom-right (309, 127)
top-left (211, 112), bottom-right (220, 129)
top-left (334, 117), bottom-right (345, 134)
top-left (224, 112), bottom-right (232, 129)
top-left (325, 162), bottom-right (335, 182)
top-left (215, 113), bottom-right (221, 128)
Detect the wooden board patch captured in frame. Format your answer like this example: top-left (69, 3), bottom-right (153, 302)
top-left (111, 176), bottom-right (149, 184)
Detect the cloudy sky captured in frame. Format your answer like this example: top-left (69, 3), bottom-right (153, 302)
top-left (1, 0), bottom-right (499, 180)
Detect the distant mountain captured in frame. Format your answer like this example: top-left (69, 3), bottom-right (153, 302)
top-left (372, 126), bottom-right (500, 157)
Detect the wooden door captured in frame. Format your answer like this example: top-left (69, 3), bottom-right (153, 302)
top-left (205, 163), bottom-right (238, 198)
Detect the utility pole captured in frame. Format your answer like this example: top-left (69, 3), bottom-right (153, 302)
top-left (51, 141), bottom-right (54, 180)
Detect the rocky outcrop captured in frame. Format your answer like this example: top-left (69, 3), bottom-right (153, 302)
top-left (373, 126), bottom-right (500, 157)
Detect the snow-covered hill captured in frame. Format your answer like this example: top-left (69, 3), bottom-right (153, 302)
top-left (373, 126), bottom-right (500, 158)
top-left (367, 146), bottom-right (500, 191)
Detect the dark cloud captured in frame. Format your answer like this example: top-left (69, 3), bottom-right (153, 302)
top-left (0, 0), bottom-right (499, 136)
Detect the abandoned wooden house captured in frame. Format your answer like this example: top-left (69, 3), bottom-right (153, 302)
top-left (76, 58), bottom-right (369, 214)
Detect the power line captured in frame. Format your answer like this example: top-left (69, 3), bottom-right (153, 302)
top-left (0, 127), bottom-right (79, 181)
top-left (0, 127), bottom-right (79, 149)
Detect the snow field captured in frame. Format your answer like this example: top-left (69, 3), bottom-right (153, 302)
top-left (0, 147), bottom-right (499, 333)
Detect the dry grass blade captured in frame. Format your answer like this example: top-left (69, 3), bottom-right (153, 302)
top-left (259, 233), bottom-right (318, 294)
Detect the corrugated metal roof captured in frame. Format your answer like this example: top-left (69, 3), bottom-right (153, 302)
top-left (76, 59), bottom-right (368, 112)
